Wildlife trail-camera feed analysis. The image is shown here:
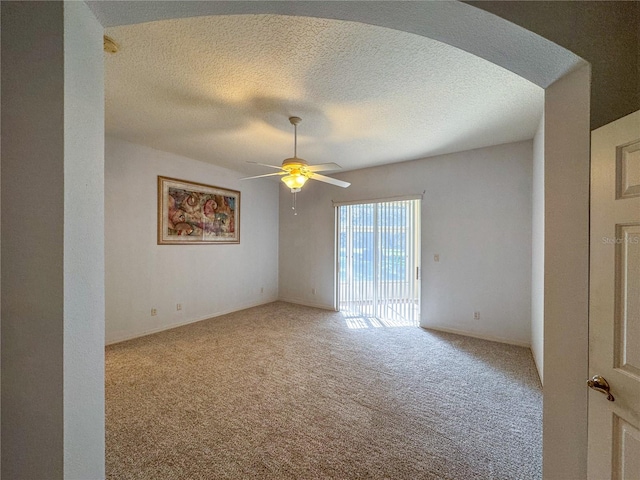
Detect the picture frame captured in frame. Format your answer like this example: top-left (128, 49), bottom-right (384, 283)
top-left (158, 176), bottom-right (240, 245)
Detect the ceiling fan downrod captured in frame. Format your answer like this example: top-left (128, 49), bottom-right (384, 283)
top-left (290, 116), bottom-right (301, 159)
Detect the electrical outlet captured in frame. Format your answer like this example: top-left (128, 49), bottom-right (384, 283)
top-left (474, 311), bottom-right (480, 320)
top-left (434, 254), bottom-right (440, 262)
top-left (176, 303), bottom-right (182, 311)
top-left (312, 288), bottom-right (316, 295)
top-left (151, 308), bottom-right (157, 316)
top-left (260, 287), bottom-right (264, 294)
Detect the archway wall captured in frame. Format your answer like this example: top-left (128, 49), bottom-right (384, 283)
top-left (87, 2), bottom-right (591, 479)
top-left (468, 1), bottom-right (639, 129)
top-left (87, 0), bottom-right (585, 88)
top-left (542, 64), bottom-right (591, 480)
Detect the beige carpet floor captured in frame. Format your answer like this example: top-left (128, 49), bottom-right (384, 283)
top-left (106, 301), bottom-right (542, 479)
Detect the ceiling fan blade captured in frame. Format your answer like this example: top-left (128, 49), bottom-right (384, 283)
top-left (307, 163), bottom-right (342, 173)
top-left (310, 173), bottom-right (351, 188)
top-left (247, 161), bottom-right (284, 170)
top-left (240, 172), bottom-right (285, 180)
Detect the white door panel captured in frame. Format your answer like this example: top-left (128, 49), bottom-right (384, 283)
top-left (589, 110), bottom-right (640, 479)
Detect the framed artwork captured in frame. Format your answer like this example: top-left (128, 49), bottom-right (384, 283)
top-left (158, 176), bottom-right (240, 244)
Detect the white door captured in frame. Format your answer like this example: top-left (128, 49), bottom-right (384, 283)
top-left (588, 110), bottom-right (640, 479)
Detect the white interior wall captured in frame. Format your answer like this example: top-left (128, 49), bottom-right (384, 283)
top-left (279, 140), bottom-right (533, 346)
top-left (105, 137), bottom-right (279, 344)
top-left (531, 114), bottom-right (545, 383)
top-left (542, 64), bottom-right (590, 480)
top-left (1, 2), bottom-right (105, 478)
top-left (63, 3), bottom-right (105, 478)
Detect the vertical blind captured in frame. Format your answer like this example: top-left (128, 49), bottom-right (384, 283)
top-left (337, 199), bottom-right (420, 325)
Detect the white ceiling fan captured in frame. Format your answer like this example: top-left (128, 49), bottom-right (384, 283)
top-left (242, 117), bottom-right (351, 193)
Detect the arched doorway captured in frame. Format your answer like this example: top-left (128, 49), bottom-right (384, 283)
top-left (89, 3), bottom-right (590, 476)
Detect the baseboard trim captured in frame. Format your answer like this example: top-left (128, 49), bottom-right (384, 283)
top-left (421, 325), bottom-right (531, 348)
top-left (277, 297), bottom-right (337, 312)
top-left (106, 297), bottom-right (279, 345)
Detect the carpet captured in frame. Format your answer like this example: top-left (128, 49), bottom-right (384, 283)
top-left (106, 301), bottom-right (542, 479)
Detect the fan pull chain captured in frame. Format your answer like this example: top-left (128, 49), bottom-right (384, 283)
top-left (292, 191), bottom-right (298, 215)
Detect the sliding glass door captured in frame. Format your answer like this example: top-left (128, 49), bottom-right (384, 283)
top-left (337, 199), bottom-right (420, 326)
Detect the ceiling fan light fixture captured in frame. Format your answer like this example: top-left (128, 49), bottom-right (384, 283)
top-left (281, 173), bottom-right (308, 191)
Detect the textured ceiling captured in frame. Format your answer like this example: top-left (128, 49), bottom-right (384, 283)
top-left (105, 14), bottom-right (544, 175)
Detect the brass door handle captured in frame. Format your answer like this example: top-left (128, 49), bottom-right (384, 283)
top-left (587, 375), bottom-right (615, 402)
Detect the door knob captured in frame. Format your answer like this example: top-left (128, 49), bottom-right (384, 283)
top-left (587, 375), bottom-right (615, 401)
